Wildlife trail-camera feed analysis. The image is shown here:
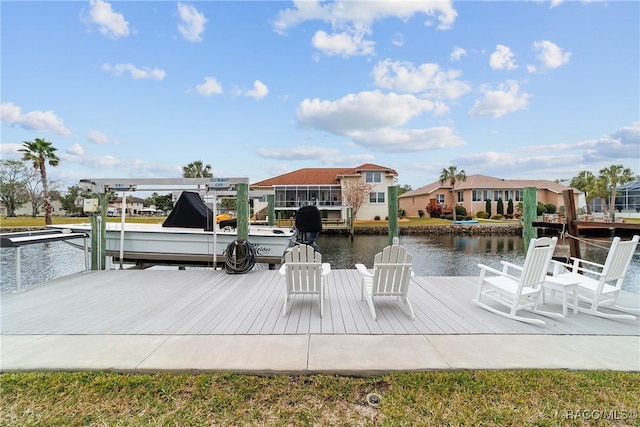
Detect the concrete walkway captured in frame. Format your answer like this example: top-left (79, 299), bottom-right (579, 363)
top-left (2, 334), bottom-right (639, 374)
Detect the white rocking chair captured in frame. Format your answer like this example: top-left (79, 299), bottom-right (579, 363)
top-left (549, 235), bottom-right (639, 320)
top-left (355, 244), bottom-right (415, 320)
top-left (473, 236), bottom-right (559, 325)
top-left (279, 244), bottom-right (331, 318)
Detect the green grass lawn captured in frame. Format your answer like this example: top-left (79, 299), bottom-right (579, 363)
top-left (2, 371), bottom-right (639, 426)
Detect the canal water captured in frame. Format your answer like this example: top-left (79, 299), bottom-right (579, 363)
top-left (1, 234), bottom-right (639, 294)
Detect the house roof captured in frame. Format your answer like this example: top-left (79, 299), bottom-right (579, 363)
top-left (399, 174), bottom-right (580, 198)
top-left (252, 163), bottom-right (398, 187)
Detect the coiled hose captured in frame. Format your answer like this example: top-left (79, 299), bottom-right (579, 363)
top-left (223, 239), bottom-right (256, 274)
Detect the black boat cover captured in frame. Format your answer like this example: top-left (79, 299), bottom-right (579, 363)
top-left (162, 191), bottom-right (213, 229)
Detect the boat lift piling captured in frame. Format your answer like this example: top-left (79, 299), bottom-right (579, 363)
top-left (78, 177), bottom-right (273, 271)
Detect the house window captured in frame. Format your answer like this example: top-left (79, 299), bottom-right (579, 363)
top-left (483, 190), bottom-right (491, 201)
top-left (369, 192), bottom-right (385, 203)
top-left (494, 190), bottom-right (503, 201)
top-left (365, 171), bottom-right (382, 183)
top-left (436, 194), bottom-right (445, 204)
top-left (515, 190), bottom-right (524, 202)
top-left (457, 192), bottom-right (464, 203)
top-left (504, 190), bottom-right (514, 201)
top-left (472, 190), bottom-right (482, 202)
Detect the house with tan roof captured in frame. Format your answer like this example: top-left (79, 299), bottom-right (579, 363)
top-left (398, 174), bottom-right (580, 218)
top-left (252, 163), bottom-right (398, 222)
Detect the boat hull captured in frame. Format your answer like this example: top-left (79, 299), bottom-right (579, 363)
top-left (47, 223), bottom-right (295, 266)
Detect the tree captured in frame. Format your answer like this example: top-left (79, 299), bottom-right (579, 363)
top-left (144, 192), bottom-right (174, 212)
top-left (599, 164), bottom-right (635, 220)
top-left (485, 199), bottom-right (492, 218)
top-left (0, 159), bottom-right (30, 217)
top-left (439, 166), bottom-right (466, 221)
top-left (59, 185), bottom-right (83, 216)
top-left (341, 179), bottom-right (374, 220)
top-left (182, 160), bottom-right (213, 178)
top-left (496, 198), bottom-right (504, 216)
top-left (397, 184), bottom-right (412, 196)
top-left (19, 138), bottom-right (60, 225)
top-left (570, 170), bottom-right (597, 214)
top-left (507, 199), bottom-right (514, 217)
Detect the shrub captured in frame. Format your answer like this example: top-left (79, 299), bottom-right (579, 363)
top-left (507, 199), bottom-right (514, 216)
top-left (426, 204), bottom-right (442, 218)
top-left (485, 199), bottom-right (492, 217)
top-left (491, 214), bottom-right (504, 220)
top-left (455, 205), bottom-right (467, 217)
top-left (374, 215), bottom-right (381, 221)
top-left (545, 203), bottom-right (557, 214)
top-left (537, 202), bottom-right (547, 216)
top-left (441, 214), bottom-right (453, 221)
top-left (496, 198), bottom-right (504, 216)
top-left (397, 208), bottom-right (405, 218)
top-left (476, 211), bottom-right (489, 219)
top-left (418, 209), bottom-right (425, 218)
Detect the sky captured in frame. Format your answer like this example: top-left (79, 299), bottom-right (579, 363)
top-left (1, 0), bottom-right (639, 193)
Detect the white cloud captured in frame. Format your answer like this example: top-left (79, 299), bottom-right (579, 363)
top-left (489, 44), bottom-right (517, 70)
top-left (532, 40), bottom-right (571, 69)
top-left (193, 76), bottom-right (223, 96)
top-left (0, 143), bottom-right (23, 156)
top-left (273, 0), bottom-right (458, 34)
top-left (87, 129), bottom-right (119, 144)
top-left (86, 0), bottom-right (130, 39)
top-left (468, 80), bottom-right (531, 118)
top-left (102, 63), bottom-right (166, 80)
top-left (391, 33), bottom-right (404, 47)
top-left (312, 30), bottom-right (375, 57)
top-left (296, 90), bottom-right (436, 134)
top-left (177, 2), bottom-right (207, 43)
top-left (321, 153), bottom-right (375, 166)
top-left (66, 144), bottom-right (84, 156)
top-left (257, 145), bottom-right (340, 160)
top-left (450, 47), bottom-right (467, 62)
top-left (0, 102), bottom-right (71, 136)
top-left (244, 81), bottom-right (269, 99)
top-left (348, 126), bottom-right (466, 153)
top-left (372, 59), bottom-right (471, 100)
top-left (272, 1), bottom-right (457, 57)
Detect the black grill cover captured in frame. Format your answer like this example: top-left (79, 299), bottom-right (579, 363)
top-left (295, 205), bottom-right (322, 232)
top-left (162, 191), bottom-right (213, 229)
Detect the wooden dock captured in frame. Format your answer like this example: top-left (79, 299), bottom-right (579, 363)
top-left (2, 269), bottom-right (638, 336)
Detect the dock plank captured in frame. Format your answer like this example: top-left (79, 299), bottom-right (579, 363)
top-left (1, 269), bottom-right (638, 337)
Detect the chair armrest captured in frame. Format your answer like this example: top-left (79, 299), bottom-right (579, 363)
top-left (500, 261), bottom-right (523, 273)
top-left (569, 256), bottom-right (605, 269)
top-left (321, 263), bottom-right (331, 276)
top-left (550, 259), bottom-right (604, 277)
top-left (355, 263), bottom-right (373, 278)
top-left (478, 263), bottom-right (519, 281)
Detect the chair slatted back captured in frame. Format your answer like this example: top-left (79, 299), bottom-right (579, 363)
top-left (372, 245), bottom-right (413, 296)
top-left (600, 235), bottom-right (639, 290)
top-left (519, 237), bottom-right (557, 292)
top-left (284, 244), bottom-right (323, 294)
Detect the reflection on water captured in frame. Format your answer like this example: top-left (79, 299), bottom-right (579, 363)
top-left (314, 234), bottom-right (639, 294)
top-left (2, 234), bottom-right (638, 294)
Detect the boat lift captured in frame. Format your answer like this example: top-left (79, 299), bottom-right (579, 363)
top-left (78, 177), bottom-right (276, 270)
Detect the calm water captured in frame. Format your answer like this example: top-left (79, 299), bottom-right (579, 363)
top-left (2, 234), bottom-right (638, 294)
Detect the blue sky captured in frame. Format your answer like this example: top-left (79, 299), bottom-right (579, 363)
top-left (1, 0), bottom-right (638, 192)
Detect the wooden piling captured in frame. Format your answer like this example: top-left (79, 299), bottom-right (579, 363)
top-left (563, 189), bottom-right (581, 260)
top-left (388, 185), bottom-right (399, 245)
top-left (523, 187), bottom-right (537, 251)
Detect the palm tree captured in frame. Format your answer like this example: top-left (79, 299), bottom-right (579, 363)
top-left (19, 138), bottom-right (59, 225)
top-left (599, 164), bottom-right (635, 220)
top-left (439, 166), bottom-right (466, 221)
top-left (570, 170), bottom-right (597, 214)
top-left (182, 160), bottom-right (213, 178)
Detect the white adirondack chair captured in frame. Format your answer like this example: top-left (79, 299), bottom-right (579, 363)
top-left (549, 235), bottom-right (639, 320)
top-left (473, 236), bottom-right (559, 325)
top-left (279, 244), bottom-right (331, 317)
top-left (355, 244), bottom-right (415, 320)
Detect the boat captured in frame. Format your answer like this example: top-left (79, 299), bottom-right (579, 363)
top-left (48, 191), bottom-right (296, 268)
top-left (452, 219), bottom-right (479, 225)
